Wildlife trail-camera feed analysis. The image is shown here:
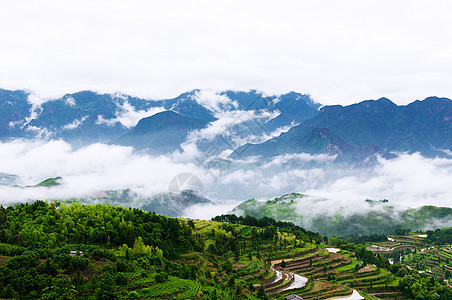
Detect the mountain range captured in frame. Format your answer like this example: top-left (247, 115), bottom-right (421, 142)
top-left (232, 97), bottom-right (452, 161)
top-left (1, 88), bottom-right (451, 162)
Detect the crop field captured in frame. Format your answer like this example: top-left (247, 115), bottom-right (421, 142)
top-left (265, 246), bottom-right (400, 299)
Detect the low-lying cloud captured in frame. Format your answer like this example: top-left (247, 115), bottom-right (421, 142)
top-left (0, 139), bottom-right (451, 221)
top-left (98, 100), bottom-right (165, 128)
top-left (0, 139), bottom-right (205, 205)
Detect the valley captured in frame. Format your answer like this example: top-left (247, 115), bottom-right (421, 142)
top-left (0, 88), bottom-right (451, 299)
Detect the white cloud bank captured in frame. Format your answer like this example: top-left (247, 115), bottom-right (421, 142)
top-left (1, 1), bottom-right (452, 105)
top-left (0, 140), bottom-right (207, 205)
top-left (96, 101), bottom-right (165, 128)
top-left (0, 140), bottom-right (451, 220)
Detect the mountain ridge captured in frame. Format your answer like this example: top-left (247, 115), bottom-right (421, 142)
top-left (1, 87), bottom-right (451, 162)
top-left (232, 96), bottom-right (452, 161)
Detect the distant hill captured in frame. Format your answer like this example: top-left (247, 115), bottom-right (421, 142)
top-left (11, 176), bottom-right (63, 188)
top-left (112, 110), bottom-right (211, 154)
top-left (35, 176), bottom-right (62, 187)
top-left (232, 97), bottom-right (452, 161)
top-left (0, 172), bottom-right (17, 186)
top-left (232, 193), bottom-right (452, 237)
top-left (87, 189), bottom-right (212, 217)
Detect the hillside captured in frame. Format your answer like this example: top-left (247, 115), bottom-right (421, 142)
top-left (232, 97), bottom-right (452, 162)
top-left (232, 193), bottom-right (452, 237)
top-left (11, 177), bottom-right (63, 189)
top-left (0, 201), bottom-right (450, 299)
top-left (2, 88), bottom-right (452, 162)
top-left (0, 88), bottom-right (319, 154)
top-left (87, 189), bottom-right (213, 217)
top-left (113, 111), bottom-right (211, 154)
top-left (359, 229), bottom-right (452, 281)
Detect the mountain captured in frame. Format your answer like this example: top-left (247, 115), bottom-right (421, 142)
top-left (163, 90), bottom-right (217, 122)
top-left (0, 172), bottom-right (17, 186)
top-left (232, 97), bottom-right (452, 161)
top-left (232, 193), bottom-right (452, 237)
top-left (220, 90), bottom-right (320, 132)
top-left (0, 89), bottom-right (167, 146)
top-left (113, 110), bottom-right (211, 154)
top-left (2, 88), bottom-right (451, 161)
top-left (0, 88), bottom-right (320, 153)
top-left (23, 91), bottom-right (150, 146)
top-left (0, 89), bottom-right (32, 139)
top-left (262, 91), bottom-right (321, 132)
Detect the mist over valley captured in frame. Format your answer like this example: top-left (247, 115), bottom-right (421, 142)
top-left (0, 88), bottom-right (451, 236)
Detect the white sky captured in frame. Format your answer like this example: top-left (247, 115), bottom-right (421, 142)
top-left (1, 0), bottom-right (452, 105)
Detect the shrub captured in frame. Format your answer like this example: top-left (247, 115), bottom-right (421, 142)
top-left (155, 272), bottom-right (168, 283)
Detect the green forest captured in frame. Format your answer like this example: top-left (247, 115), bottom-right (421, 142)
top-left (0, 201), bottom-right (450, 299)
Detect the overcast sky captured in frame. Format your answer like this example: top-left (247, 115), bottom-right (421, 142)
top-left (1, 0), bottom-right (452, 105)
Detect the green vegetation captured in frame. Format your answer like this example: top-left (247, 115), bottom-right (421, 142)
top-left (233, 193), bottom-right (452, 236)
top-left (35, 177), bottom-right (62, 187)
top-left (0, 203), bottom-right (450, 299)
top-left (12, 177), bottom-right (63, 189)
top-left (87, 189), bottom-right (212, 217)
top-left (364, 228), bottom-right (452, 283)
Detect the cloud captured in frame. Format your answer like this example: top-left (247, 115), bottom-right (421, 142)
top-left (181, 109), bottom-right (280, 159)
top-left (0, 139), bottom-right (451, 223)
top-left (262, 153), bottom-right (337, 168)
top-left (65, 96), bottom-right (76, 106)
top-left (96, 100), bottom-right (165, 128)
top-left (24, 126), bottom-right (53, 139)
top-left (0, 140), bottom-right (208, 204)
top-left (212, 153), bottom-right (452, 216)
top-left (27, 93), bottom-right (50, 107)
top-left (181, 200), bottom-right (242, 220)
top-left (441, 149), bottom-right (452, 157)
top-left (194, 90), bottom-right (237, 113)
top-left (62, 116), bottom-right (87, 130)
top-left (1, 1), bottom-right (452, 105)
top-left (220, 169), bottom-right (257, 184)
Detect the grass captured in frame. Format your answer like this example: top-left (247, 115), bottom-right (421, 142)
top-left (334, 260), bottom-right (359, 271)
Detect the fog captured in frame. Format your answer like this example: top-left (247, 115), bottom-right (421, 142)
top-left (3, 1), bottom-right (452, 106)
top-left (0, 139), bottom-right (451, 221)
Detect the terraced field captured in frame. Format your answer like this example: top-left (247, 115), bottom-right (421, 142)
top-left (402, 244), bottom-right (452, 279)
top-left (264, 247), bottom-right (400, 299)
top-left (367, 233), bottom-right (452, 282)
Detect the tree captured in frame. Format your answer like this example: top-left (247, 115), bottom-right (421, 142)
top-left (42, 274), bottom-right (76, 300)
top-left (155, 272), bottom-right (168, 283)
top-left (96, 272), bottom-right (118, 300)
top-left (256, 285), bottom-right (268, 300)
top-left (114, 272), bottom-right (128, 285)
top-left (188, 220), bottom-right (195, 229)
